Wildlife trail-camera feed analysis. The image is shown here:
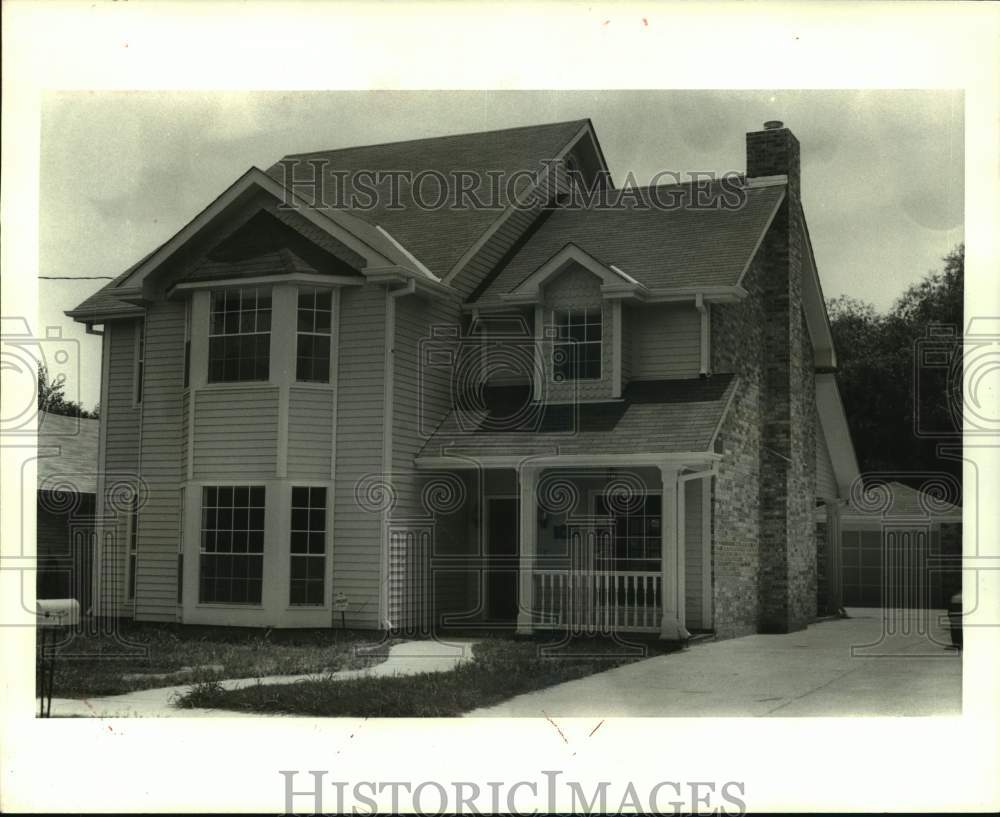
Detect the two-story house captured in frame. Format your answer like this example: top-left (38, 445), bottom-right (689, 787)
top-left (68, 118), bottom-right (859, 640)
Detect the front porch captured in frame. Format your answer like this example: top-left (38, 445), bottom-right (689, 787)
top-left (417, 458), bottom-right (716, 639)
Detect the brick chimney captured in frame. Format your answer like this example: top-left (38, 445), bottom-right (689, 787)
top-left (747, 121), bottom-right (817, 633)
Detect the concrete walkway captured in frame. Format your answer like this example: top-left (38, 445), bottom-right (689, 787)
top-left (46, 638), bottom-right (477, 718)
top-left (467, 609), bottom-right (961, 717)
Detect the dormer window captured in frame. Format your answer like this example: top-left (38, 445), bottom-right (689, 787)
top-left (553, 307), bottom-right (602, 381)
top-left (208, 287), bottom-right (272, 383)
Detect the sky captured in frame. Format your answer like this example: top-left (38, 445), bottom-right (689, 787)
top-left (38, 89), bottom-right (964, 410)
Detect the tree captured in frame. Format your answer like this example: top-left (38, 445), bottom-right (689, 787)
top-left (829, 244), bottom-right (964, 497)
top-left (37, 365), bottom-right (99, 419)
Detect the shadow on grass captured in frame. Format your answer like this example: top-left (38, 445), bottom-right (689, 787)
top-left (38, 621), bottom-right (386, 698)
top-left (176, 634), bottom-right (681, 717)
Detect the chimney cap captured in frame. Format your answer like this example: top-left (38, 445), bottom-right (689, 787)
top-left (763, 120), bottom-right (784, 130)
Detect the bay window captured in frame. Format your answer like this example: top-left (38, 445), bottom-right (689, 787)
top-left (208, 287), bottom-right (271, 382)
top-left (199, 485), bottom-right (265, 604)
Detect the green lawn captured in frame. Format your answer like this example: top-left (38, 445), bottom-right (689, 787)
top-left (39, 623), bottom-right (387, 698)
top-left (175, 635), bottom-right (677, 716)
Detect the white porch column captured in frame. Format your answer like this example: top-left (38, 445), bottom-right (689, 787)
top-left (517, 465), bottom-right (540, 635)
top-left (659, 464), bottom-right (690, 641)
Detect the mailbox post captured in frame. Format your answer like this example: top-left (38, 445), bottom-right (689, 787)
top-left (37, 599), bottom-right (80, 717)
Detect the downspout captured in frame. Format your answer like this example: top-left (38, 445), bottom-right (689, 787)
top-left (380, 278), bottom-right (416, 631)
top-left (695, 293), bottom-right (710, 377)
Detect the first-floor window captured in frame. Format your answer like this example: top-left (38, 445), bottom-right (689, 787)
top-left (553, 307), bottom-right (602, 381)
top-left (199, 485), bottom-right (265, 604)
top-left (290, 486), bottom-right (327, 606)
top-left (594, 492), bottom-right (661, 572)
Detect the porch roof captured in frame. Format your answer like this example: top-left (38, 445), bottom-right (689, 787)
top-left (415, 374), bottom-right (736, 465)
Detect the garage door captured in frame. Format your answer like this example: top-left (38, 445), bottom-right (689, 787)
top-left (841, 527), bottom-right (944, 608)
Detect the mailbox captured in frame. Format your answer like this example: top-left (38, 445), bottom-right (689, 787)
top-left (37, 599), bottom-right (80, 717)
top-left (37, 599), bottom-right (80, 628)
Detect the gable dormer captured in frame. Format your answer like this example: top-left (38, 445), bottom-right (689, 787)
top-left (494, 244), bottom-right (647, 402)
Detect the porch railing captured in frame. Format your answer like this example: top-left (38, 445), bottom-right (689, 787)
top-left (532, 569), bottom-right (662, 633)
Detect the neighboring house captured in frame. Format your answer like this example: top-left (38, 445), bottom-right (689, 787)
top-left (36, 411), bottom-right (99, 610)
top-left (68, 118), bottom-right (859, 639)
top-left (827, 480), bottom-right (962, 610)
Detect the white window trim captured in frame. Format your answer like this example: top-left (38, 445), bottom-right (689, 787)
top-left (196, 482), bottom-right (268, 607)
top-left (294, 286), bottom-right (335, 385)
top-left (207, 285), bottom-right (273, 385)
top-left (552, 306), bottom-right (603, 383)
top-left (287, 483), bottom-right (331, 609)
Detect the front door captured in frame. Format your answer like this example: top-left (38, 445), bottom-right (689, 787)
top-left (486, 497), bottom-right (519, 621)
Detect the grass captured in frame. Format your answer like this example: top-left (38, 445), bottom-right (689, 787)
top-left (175, 635), bottom-right (679, 716)
top-left (38, 622), bottom-right (387, 698)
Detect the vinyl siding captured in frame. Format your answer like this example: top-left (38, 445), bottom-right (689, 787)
top-left (389, 293), bottom-right (463, 627)
top-left (192, 387), bottom-right (279, 478)
top-left (288, 387), bottom-right (334, 479)
top-left (684, 478), bottom-right (705, 630)
top-left (332, 284), bottom-right (387, 628)
top-left (632, 303), bottom-right (701, 380)
top-left (815, 407), bottom-right (839, 500)
top-left (135, 299), bottom-right (186, 621)
top-left (100, 320), bottom-right (140, 616)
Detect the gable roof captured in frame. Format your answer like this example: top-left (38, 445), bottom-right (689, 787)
top-left (266, 120), bottom-right (590, 277)
top-left (36, 411), bottom-right (100, 495)
top-left (416, 374), bottom-right (736, 465)
top-left (69, 121), bottom-right (589, 321)
top-left (470, 180), bottom-right (785, 305)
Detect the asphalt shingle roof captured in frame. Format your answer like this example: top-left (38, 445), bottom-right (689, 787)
top-left (265, 120), bottom-right (589, 276)
top-left (37, 411), bottom-right (100, 495)
top-left (848, 480), bottom-right (962, 518)
top-left (69, 120), bottom-right (588, 320)
top-left (471, 181), bottom-right (784, 304)
top-left (417, 374), bottom-right (736, 461)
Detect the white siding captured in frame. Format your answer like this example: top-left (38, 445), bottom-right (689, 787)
top-left (332, 284), bottom-right (387, 628)
top-left (389, 293), bottom-right (462, 628)
top-left (135, 299), bottom-right (187, 621)
top-left (288, 387), bottom-right (334, 479)
top-left (193, 387), bottom-right (279, 479)
top-left (816, 407), bottom-right (839, 500)
top-left (100, 320), bottom-right (141, 615)
top-left (632, 303), bottom-right (701, 380)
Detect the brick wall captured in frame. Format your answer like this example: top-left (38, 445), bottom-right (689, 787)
top-left (710, 255), bottom-right (765, 638)
top-left (749, 125), bottom-right (818, 633)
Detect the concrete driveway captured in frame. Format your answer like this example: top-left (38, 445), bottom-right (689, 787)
top-left (467, 608), bottom-right (961, 717)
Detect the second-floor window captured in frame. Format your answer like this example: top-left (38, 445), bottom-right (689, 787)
top-left (553, 307), bottom-right (602, 381)
top-left (296, 287), bottom-right (333, 383)
top-left (208, 287), bottom-right (271, 383)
